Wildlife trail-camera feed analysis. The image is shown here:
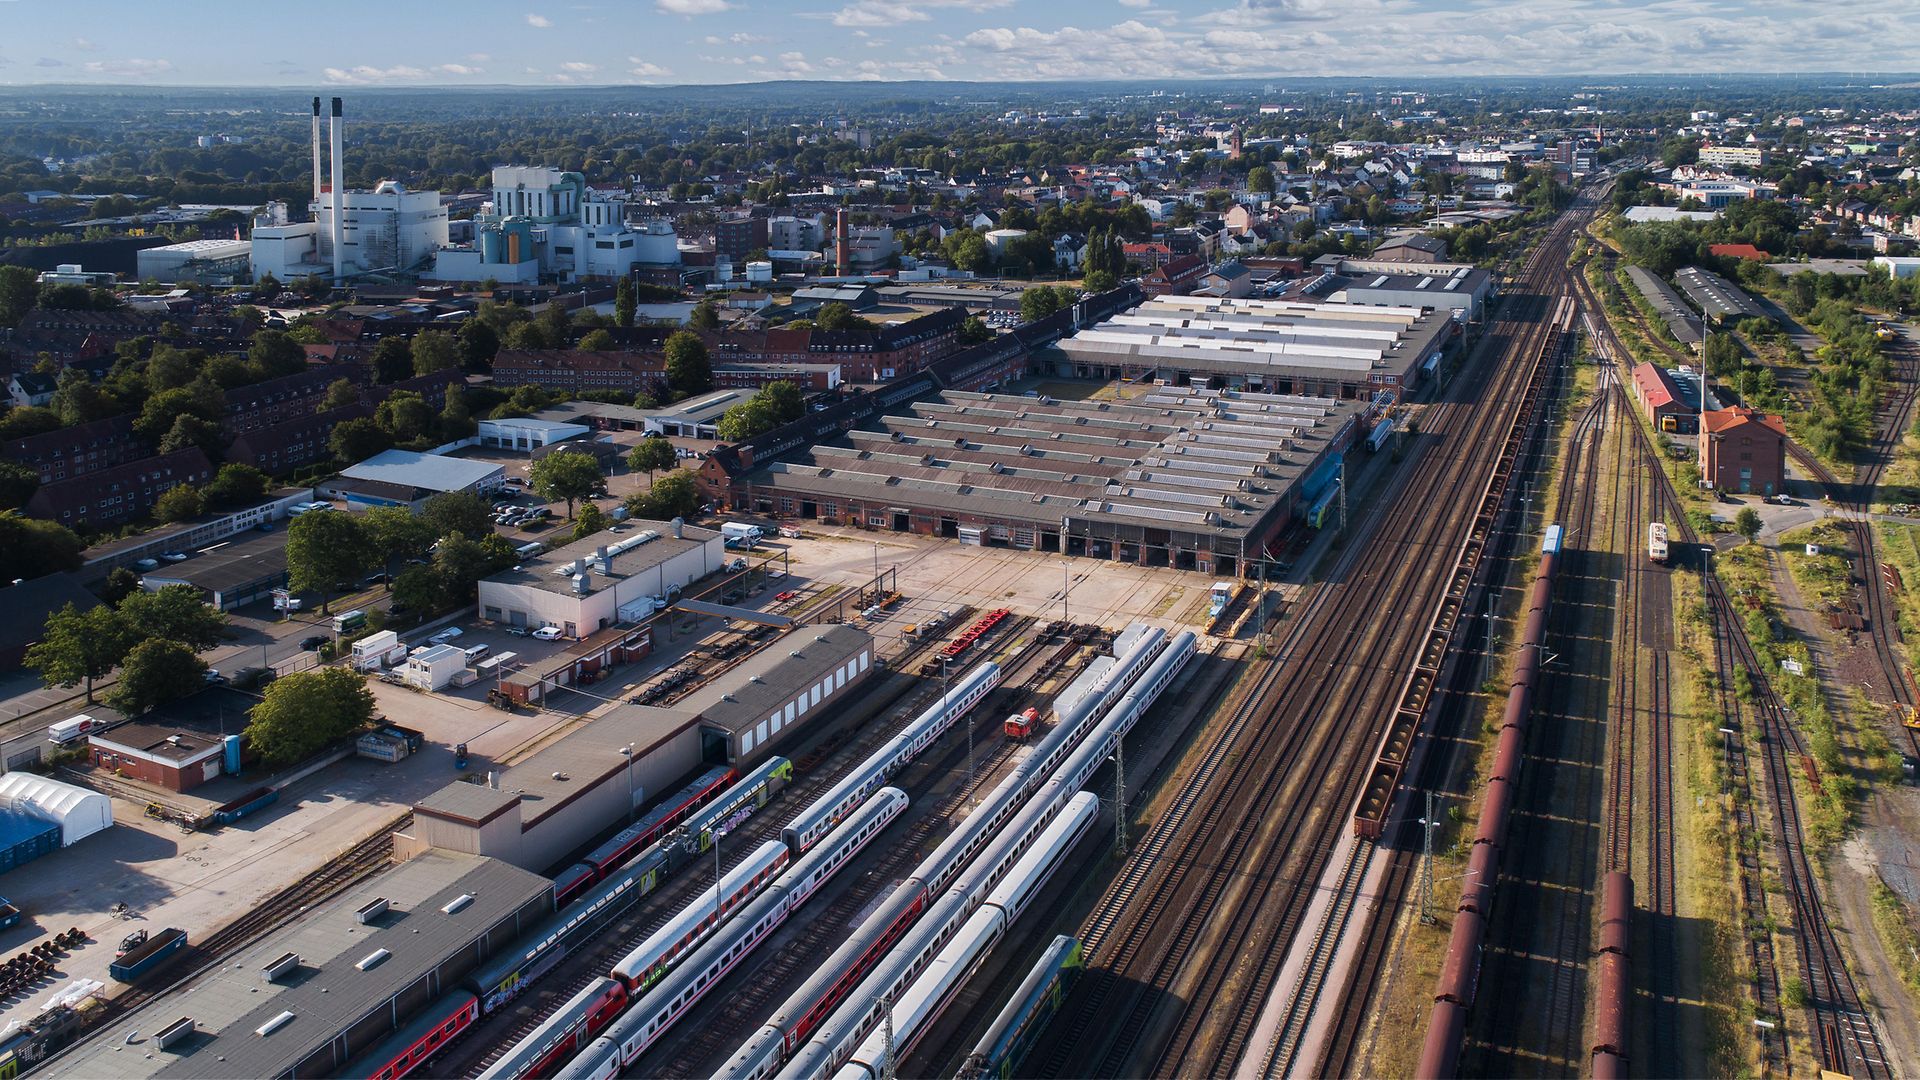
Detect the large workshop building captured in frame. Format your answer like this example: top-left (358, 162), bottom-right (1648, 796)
top-left (56, 851), bottom-right (551, 1080)
top-left (411, 624), bottom-right (873, 870)
top-left (476, 519), bottom-right (727, 638)
top-left (721, 386), bottom-right (1364, 576)
top-left (1049, 296), bottom-right (1454, 399)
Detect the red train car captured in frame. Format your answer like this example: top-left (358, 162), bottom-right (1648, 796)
top-left (357, 991), bottom-right (479, 1080)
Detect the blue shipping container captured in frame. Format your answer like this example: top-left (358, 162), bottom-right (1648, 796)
top-left (0, 812), bottom-right (59, 875)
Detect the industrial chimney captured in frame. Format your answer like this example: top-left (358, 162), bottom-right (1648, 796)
top-left (310, 98), bottom-right (323, 213)
top-left (834, 208), bottom-right (849, 276)
top-left (329, 97), bottom-right (345, 282)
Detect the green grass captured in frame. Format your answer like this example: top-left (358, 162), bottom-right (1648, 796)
top-left (1870, 880), bottom-right (1920, 999)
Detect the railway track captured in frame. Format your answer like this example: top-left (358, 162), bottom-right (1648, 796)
top-left (444, 614), bottom-right (1066, 1078)
top-left (1030, 193), bottom-right (1595, 1080)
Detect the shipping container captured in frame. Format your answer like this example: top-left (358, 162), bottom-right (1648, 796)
top-left (108, 927), bottom-right (186, 982)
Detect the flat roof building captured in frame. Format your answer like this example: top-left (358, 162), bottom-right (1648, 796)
top-left (133, 529), bottom-right (290, 611)
top-left (332, 445), bottom-right (506, 499)
top-left (1673, 265), bottom-right (1769, 325)
top-left (475, 417), bottom-right (591, 452)
top-left (533, 389), bottom-right (752, 438)
top-left (725, 386), bottom-right (1364, 578)
top-left (413, 625), bottom-right (871, 868)
top-left (1624, 266), bottom-right (1705, 348)
top-left (1053, 295), bottom-right (1455, 399)
top-left (53, 851), bottom-right (551, 1080)
top-left (477, 519), bottom-right (728, 639)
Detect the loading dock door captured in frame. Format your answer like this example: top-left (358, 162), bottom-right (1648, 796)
top-left (958, 526), bottom-right (985, 546)
top-left (892, 511), bottom-right (910, 532)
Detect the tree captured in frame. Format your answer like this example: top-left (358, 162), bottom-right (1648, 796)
top-left (0, 512), bottom-right (84, 577)
top-left (246, 667), bottom-right (375, 766)
top-left (504, 321), bottom-right (552, 351)
top-left (626, 437), bottom-right (677, 483)
top-left (572, 501), bottom-right (610, 541)
top-left (1021, 286), bottom-right (1062, 322)
top-left (614, 278), bottom-right (637, 328)
top-left (391, 564), bottom-right (443, 616)
top-left (330, 417), bottom-right (393, 463)
top-left (759, 381), bottom-right (805, 423)
top-left (0, 461), bottom-right (39, 511)
top-left (25, 602), bottom-right (133, 703)
top-left (529, 449), bottom-right (605, 520)
top-left (439, 390), bottom-right (477, 441)
top-left (624, 469), bottom-right (701, 521)
top-left (421, 491), bottom-right (493, 539)
top-left (119, 584), bottom-right (228, 650)
top-left (286, 509), bottom-right (369, 613)
top-left (717, 397), bottom-right (778, 441)
top-left (410, 330), bottom-right (461, 376)
top-left (319, 377), bottom-right (360, 412)
top-left (50, 369), bottom-right (118, 426)
top-left (579, 328), bottom-right (616, 352)
top-left (205, 463), bottom-right (269, 508)
top-left (458, 318), bottom-right (500, 371)
top-left (0, 265), bottom-right (37, 329)
top-left (665, 331), bottom-right (713, 399)
top-left (816, 302), bottom-right (867, 332)
top-left (100, 567), bottom-right (141, 605)
top-left (369, 337), bottom-right (413, 384)
top-left (430, 532), bottom-right (501, 605)
top-left (1084, 269), bottom-right (1118, 293)
top-left (158, 413), bottom-right (226, 457)
top-left (154, 483), bottom-right (207, 523)
top-left (375, 391), bottom-right (433, 443)
top-left (248, 330), bottom-right (306, 378)
top-left (1735, 506), bottom-right (1763, 543)
top-left (135, 383), bottom-right (223, 445)
top-left (688, 299), bottom-right (721, 330)
top-left (958, 316), bottom-right (994, 345)
top-left (1248, 165), bottom-right (1276, 197)
top-left (105, 639), bottom-right (206, 717)
top-left (363, 505), bottom-right (434, 584)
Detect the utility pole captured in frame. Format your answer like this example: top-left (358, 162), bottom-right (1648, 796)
top-left (1062, 561), bottom-right (1070, 626)
top-left (1419, 790), bottom-right (1439, 924)
top-left (880, 987), bottom-right (897, 1080)
top-left (1113, 738), bottom-right (1128, 856)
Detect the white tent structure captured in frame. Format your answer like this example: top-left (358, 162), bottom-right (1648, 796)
top-left (0, 773), bottom-right (112, 847)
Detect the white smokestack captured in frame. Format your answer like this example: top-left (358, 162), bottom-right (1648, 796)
top-left (310, 97), bottom-right (323, 213)
top-left (329, 96), bottom-right (345, 282)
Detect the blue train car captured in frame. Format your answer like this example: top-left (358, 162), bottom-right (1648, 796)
top-left (467, 847), bottom-right (668, 1012)
top-left (1543, 523), bottom-right (1564, 556)
top-left (958, 935), bottom-right (1084, 1080)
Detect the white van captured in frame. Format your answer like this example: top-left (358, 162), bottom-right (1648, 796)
top-left (463, 644), bottom-right (491, 663)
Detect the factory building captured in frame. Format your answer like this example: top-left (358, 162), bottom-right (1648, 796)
top-left (319, 449), bottom-right (506, 508)
top-left (476, 519), bottom-right (727, 638)
top-left (135, 239), bottom-right (253, 286)
top-left (428, 166), bottom-right (680, 284)
top-left (1053, 295), bottom-right (1454, 399)
top-left (722, 386), bottom-right (1364, 577)
top-left (411, 625), bottom-right (873, 868)
top-left (53, 851), bottom-right (552, 1080)
top-left (250, 98), bottom-right (448, 283)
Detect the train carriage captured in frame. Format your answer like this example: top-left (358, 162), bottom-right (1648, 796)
top-left (1648, 521), bottom-right (1669, 564)
top-left (353, 990), bottom-right (480, 1080)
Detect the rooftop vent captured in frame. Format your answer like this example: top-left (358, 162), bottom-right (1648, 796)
top-left (442, 893), bottom-right (475, 915)
top-left (155, 1017), bottom-right (194, 1050)
top-left (355, 898), bottom-right (389, 925)
top-left (355, 948), bottom-right (391, 971)
top-left (263, 952), bottom-right (300, 982)
top-left (256, 1011), bottom-right (296, 1038)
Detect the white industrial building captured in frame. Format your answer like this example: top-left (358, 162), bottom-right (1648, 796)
top-left (476, 417), bottom-right (591, 452)
top-left (0, 773), bottom-right (113, 846)
top-left (477, 520), bottom-right (727, 638)
top-left (319, 449), bottom-right (507, 508)
top-left (404, 644), bottom-right (468, 691)
top-left (250, 97), bottom-right (449, 283)
top-left (137, 239), bottom-right (253, 285)
top-left (428, 165), bottom-right (680, 284)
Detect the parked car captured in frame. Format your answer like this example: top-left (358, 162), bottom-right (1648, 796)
top-left (160, 552), bottom-right (189, 563)
top-left (299, 635), bottom-right (327, 651)
top-left (1771, 493), bottom-right (1793, 505)
top-left (429, 627), bottom-right (464, 644)
top-left (505, 626), bottom-right (530, 637)
top-left (532, 626), bottom-right (564, 641)
top-left (203, 669), bottom-right (224, 684)
top-left (135, 558), bottom-right (160, 571)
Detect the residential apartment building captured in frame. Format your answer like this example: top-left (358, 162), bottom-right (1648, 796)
top-left (25, 447), bottom-right (214, 529)
top-left (4, 415), bottom-right (141, 483)
top-left (1698, 145), bottom-right (1769, 169)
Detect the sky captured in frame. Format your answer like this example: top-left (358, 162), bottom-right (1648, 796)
top-left (1, 0), bottom-right (1917, 87)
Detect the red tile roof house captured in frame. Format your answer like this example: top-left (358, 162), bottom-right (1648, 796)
top-left (1701, 406), bottom-right (1787, 496)
top-left (1708, 243), bottom-right (1769, 262)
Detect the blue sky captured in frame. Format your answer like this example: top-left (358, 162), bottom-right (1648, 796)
top-left (1, 0), bottom-right (1916, 86)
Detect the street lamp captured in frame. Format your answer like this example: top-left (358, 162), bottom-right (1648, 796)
top-left (618, 745), bottom-right (636, 824)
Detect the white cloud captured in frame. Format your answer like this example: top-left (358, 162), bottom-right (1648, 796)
top-left (525, 12), bottom-right (552, 27)
top-left (629, 60), bottom-right (673, 78)
top-left (435, 63), bottom-right (483, 75)
top-left (467, 52), bottom-right (493, 63)
top-left (656, 0), bottom-right (733, 13)
top-left (1119, 0), bottom-right (1151, 6)
top-left (72, 37), bottom-right (99, 52)
top-left (323, 64), bottom-right (428, 84)
top-left (561, 60), bottom-right (599, 73)
top-left (703, 32), bottom-right (767, 45)
top-left (82, 57), bottom-right (173, 77)
top-left (820, 0), bottom-right (1011, 28)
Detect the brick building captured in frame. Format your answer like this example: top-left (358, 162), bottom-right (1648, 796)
top-left (1630, 362), bottom-right (1702, 435)
top-left (1701, 406), bottom-right (1787, 495)
top-left (1142, 255), bottom-right (1208, 297)
top-left (4, 414), bottom-right (141, 483)
top-left (25, 447), bottom-right (214, 528)
top-left (89, 722), bottom-right (226, 792)
top-left (227, 403), bottom-right (374, 475)
top-left (715, 215), bottom-right (769, 262)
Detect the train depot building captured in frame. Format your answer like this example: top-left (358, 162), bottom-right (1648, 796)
top-left (716, 386), bottom-right (1363, 577)
top-left (1047, 295), bottom-right (1456, 399)
top-left (411, 624), bottom-right (873, 869)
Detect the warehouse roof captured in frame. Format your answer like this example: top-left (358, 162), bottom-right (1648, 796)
top-left (742, 386), bottom-right (1364, 538)
top-left (136, 530), bottom-right (289, 596)
top-left (1673, 265), bottom-right (1769, 322)
top-left (58, 852), bottom-right (551, 1080)
top-left (674, 624), bottom-right (872, 737)
top-left (482, 519), bottom-right (721, 597)
top-left (1057, 296), bottom-right (1451, 384)
top-left (1623, 266), bottom-right (1705, 346)
top-left (340, 449), bottom-right (503, 493)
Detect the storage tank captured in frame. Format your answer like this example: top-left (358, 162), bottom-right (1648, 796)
top-left (632, 219), bottom-right (680, 265)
